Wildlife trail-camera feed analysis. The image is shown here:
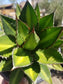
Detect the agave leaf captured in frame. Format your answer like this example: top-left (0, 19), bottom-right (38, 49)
top-left (7, 35), bottom-right (16, 44)
top-left (40, 64), bottom-right (52, 84)
top-left (36, 48), bottom-right (63, 64)
top-left (10, 69), bottom-right (24, 84)
top-left (0, 35), bottom-right (16, 52)
top-left (16, 4), bottom-right (21, 19)
top-left (0, 58), bottom-right (12, 72)
top-left (53, 39), bottom-right (63, 48)
top-left (0, 47), bottom-right (14, 58)
top-left (17, 20), bottom-right (29, 45)
top-left (0, 30), bottom-right (4, 36)
top-left (19, 1), bottom-right (37, 30)
top-left (58, 31), bottom-right (63, 39)
top-left (53, 64), bottom-right (63, 71)
top-left (23, 62), bottom-right (40, 81)
top-left (23, 32), bottom-right (40, 50)
top-left (0, 20), bottom-right (3, 30)
top-left (39, 13), bottom-right (54, 31)
top-left (13, 48), bottom-right (33, 67)
top-left (38, 27), bottom-right (62, 49)
top-left (35, 3), bottom-right (40, 21)
top-left (47, 64), bottom-right (63, 71)
top-left (1, 15), bottom-right (16, 36)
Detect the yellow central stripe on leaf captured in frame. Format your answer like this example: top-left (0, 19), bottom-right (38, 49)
top-left (0, 45), bottom-right (14, 51)
top-left (15, 56), bottom-right (25, 65)
top-left (53, 65), bottom-right (63, 71)
top-left (29, 68), bottom-right (34, 80)
top-left (36, 50), bottom-right (47, 63)
top-left (41, 69), bottom-right (50, 83)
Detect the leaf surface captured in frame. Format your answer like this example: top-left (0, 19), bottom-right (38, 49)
top-left (0, 31), bottom-right (4, 36)
top-left (16, 4), bottom-right (21, 19)
top-left (35, 3), bottom-right (40, 21)
top-left (36, 48), bottom-right (63, 64)
top-left (40, 64), bottom-right (52, 84)
top-left (17, 20), bottom-right (29, 45)
top-left (0, 47), bottom-right (14, 58)
top-left (39, 13), bottom-right (54, 30)
top-left (53, 39), bottom-right (63, 48)
top-left (20, 1), bottom-right (37, 30)
top-left (47, 64), bottom-right (63, 71)
top-left (1, 15), bottom-right (16, 36)
top-left (23, 62), bottom-right (40, 81)
top-left (38, 27), bottom-right (62, 49)
top-left (0, 35), bottom-right (16, 51)
top-left (10, 69), bottom-right (24, 84)
top-left (0, 58), bottom-right (12, 72)
top-left (13, 48), bottom-right (33, 67)
top-left (23, 32), bottom-right (40, 50)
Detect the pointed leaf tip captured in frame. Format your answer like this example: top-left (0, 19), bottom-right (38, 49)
top-left (36, 48), bottom-right (63, 64)
top-left (1, 15), bottom-right (16, 36)
top-left (19, 1), bottom-right (37, 30)
top-left (35, 3), bottom-right (40, 21)
top-left (39, 13), bottom-right (54, 30)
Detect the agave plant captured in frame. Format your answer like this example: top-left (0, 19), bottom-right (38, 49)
top-left (0, 1), bottom-right (63, 84)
